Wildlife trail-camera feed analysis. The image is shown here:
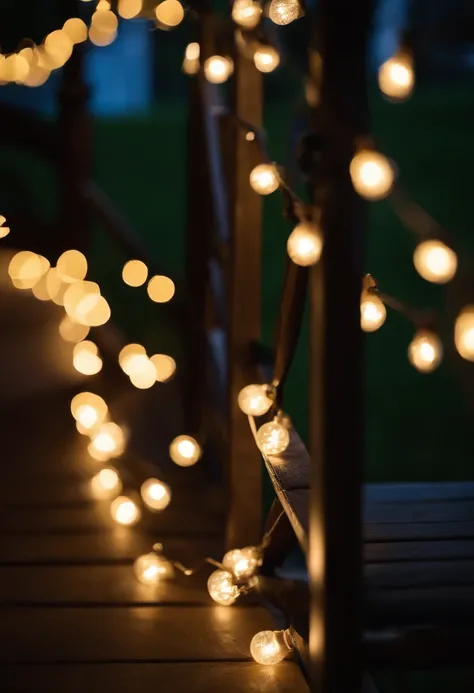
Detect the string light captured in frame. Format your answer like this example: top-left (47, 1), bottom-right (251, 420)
top-left (141, 478), bottom-right (172, 511)
top-left (231, 0), bottom-right (262, 28)
top-left (63, 18), bottom-right (88, 44)
top-left (250, 630), bottom-right (293, 665)
top-left (56, 249), bottom-right (88, 283)
top-left (360, 293), bottom-right (386, 332)
top-left (0, 215), bottom-right (10, 238)
top-left (147, 275), bottom-right (175, 303)
top-left (169, 435), bottom-right (202, 466)
top-left (268, 0), bottom-right (300, 25)
top-left (129, 358), bottom-right (157, 389)
top-left (408, 330), bottom-right (442, 373)
top-left (64, 280), bottom-right (101, 321)
top-left (91, 466), bottom-right (122, 500)
top-left (413, 239), bottom-right (457, 284)
top-left (155, 0), bottom-right (185, 28)
top-left (71, 391), bottom-right (108, 426)
top-left (238, 384), bottom-right (273, 416)
top-left (89, 422), bottom-right (126, 461)
top-left (223, 546), bottom-right (262, 581)
top-left (249, 163), bottom-right (279, 195)
top-left (122, 259), bottom-right (148, 287)
top-left (253, 46), bottom-right (280, 73)
top-left (134, 550), bottom-right (174, 584)
top-left (455, 307), bottom-right (474, 361)
top-left (110, 495), bottom-right (141, 526)
top-left (8, 251), bottom-right (49, 289)
top-left (183, 42), bottom-right (200, 75)
top-left (150, 354), bottom-right (176, 382)
top-left (73, 341), bottom-right (103, 376)
top-left (59, 315), bottom-right (90, 343)
top-left (256, 418), bottom-right (290, 456)
top-left (207, 569), bottom-right (240, 605)
top-left (204, 56), bottom-right (234, 84)
top-left (44, 30), bottom-right (73, 69)
top-left (350, 149), bottom-right (395, 201)
top-left (118, 0), bottom-right (143, 19)
top-left (287, 221), bottom-right (323, 266)
top-left (378, 52), bottom-right (414, 101)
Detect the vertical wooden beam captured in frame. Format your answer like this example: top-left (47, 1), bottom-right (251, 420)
top-left (308, 0), bottom-right (371, 691)
top-left (226, 47), bottom-right (263, 549)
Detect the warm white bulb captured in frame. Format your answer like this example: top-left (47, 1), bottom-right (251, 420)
top-left (360, 294), bottom-right (387, 332)
top-left (253, 46), bottom-right (280, 73)
top-left (231, 0), bottom-right (262, 28)
top-left (169, 435), bottom-right (201, 467)
top-left (350, 149), bottom-right (395, 200)
top-left (250, 630), bottom-right (291, 665)
top-left (413, 240), bottom-right (457, 284)
top-left (455, 307), bottom-right (474, 361)
top-left (268, 0), bottom-right (300, 25)
top-left (249, 164), bottom-right (279, 195)
top-left (207, 569), bottom-right (240, 606)
top-left (89, 422), bottom-right (125, 460)
top-left (408, 330), bottom-right (442, 373)
top-left (378, 54), bottom-right (414, 100)
top-left (76, 404), bottom-right (99, 429)
top-left (287, 222), bottom-right (323, 266)
top-left (256, 420), bottom-right (290, 456)
top-left (238, 384), bottom-right (273, 416)
top-left (204, 56), bottom-right (233, 84)
top-left (134, 552), bottom-right (174, 584)
top-left (71, 392), bottom-right (108, 426)
top-left (91, 467), bottom-right (122, 500)
top-left (140, 478), bottom-right (172, 511)
top-left (223, 546), bottom-right (261, 581)
top-left (110, 496), bottom-right (141, 526)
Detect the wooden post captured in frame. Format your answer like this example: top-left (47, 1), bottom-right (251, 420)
top-left (226, 47), bottom-right (263, 549)
top-left (308, 0), bottom-right (371, 691)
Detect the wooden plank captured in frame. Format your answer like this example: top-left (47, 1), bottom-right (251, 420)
top-left (365, 539), bottom-right (474, 564)
top-left (365, 521), bottom-right (474, 543)
top-left (2, 661), bottom-right (307, 693)
top-left (0, 606), bottom-right (276, 663)
top-left (366, 560), bottom-right (474, 589)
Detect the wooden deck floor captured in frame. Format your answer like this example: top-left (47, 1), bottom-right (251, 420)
top-left (0, 389), bottom-right (307, 692)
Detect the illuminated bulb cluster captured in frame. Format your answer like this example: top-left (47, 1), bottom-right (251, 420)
top-left (0, 215), bottom-right (10, 239)
top-left (378, 52), bottom-right (414, 101)
top-left (287, 221), bottom-right (323, 267)
top-left (249, 163), bottom-right (279, 195)
top-left (119, 344), bottom-right (176, 388)
top-left (413, 239), bottom-right (457, 285)
top-left (455, 307), bottom-right (474, 361)
top-left (91, 466), bottom-right (123, 500)
top-left (147, 274), bottom-right (175, 303)
top-left (256, 418), bottom-right (290, 456)
top-left (408, 330), bottom-right (442, 373)
top-left (155, 0), bottom-right (185, 29)
top-left (250, 630), bottom-right (293, 665)
top-left (360, 292), bottom-right (386, 332)
top-left (110, 495), bottom-right (141, 526)
top-left (253, 45), bottom-right (280, 73)
top-left (71, 391), bottom-right (108, 435)
top-left (134, 551), bottom-right (174, 584)
top-left (89, 4), bottom-right (119, 46)
top-left (223, 546), bottom-right (261, 581)
top-left (268, 0), bottom-right (301, 25)
top-left (183, 42), bottom-right (200, 75)
top-left (232, 0), bottom-right (262, 28)
top-left (204, 55), bottom-right (234, 84)
top-left (350, 149), bottom-right (395, 201)
top-left (141, 478), bottom-right (172, 511)
top-left (169, 435), bottom-right (202, 467)
top-left (122, 259), bottom-right (148, 287)
top-left (238, 384), bottom-right (273, 416)
top-left (8, 251), bottom-right (50, 290)
top-left (73, 340), bottom-right (103, 376)
top-left (207, 569), bottom-right (241, 605)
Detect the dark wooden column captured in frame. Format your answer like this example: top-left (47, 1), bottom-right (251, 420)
top-left (308, 0), bottom-right (371, 691)
top-left (226, 45), bottom-right (263, 549)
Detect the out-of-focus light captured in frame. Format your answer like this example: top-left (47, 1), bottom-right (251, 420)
top-left (110, 495), bottom-right (141, 526)
top-left (150, 354), bottom-right (176, 382)
top-left (287, 221), bottom-right (323, 266)
top-left (169, 435), bottom-right (202, 467)
top-left (360, 293), bottom-right (386, 332)
top-left (378, 52), bottom-right (414, 101)
top-left (0, 215), bottom-right (10, 238)
top-left (253, 45), bottom-right (280, 73)
top-left (204, 56), bottom-right (234, 84)
top-left (413, 239), bottom-right (457, 285)
top-left (129, 359), bottom-right (157, 389)
top-left (8, 251), bottom-right (49, 289)
top-left (63, 17), bottom-right (88, 44)
top-left (64, 280), bottom-right (101, 320)
top-left (118, 0), bottom-right (143, 19)
top-left (71, 391), bottom-right (108, 420)
top-left (183, 42), bottom-right (200, 75)
top-left (155, 0), bottom-right (185, 27)
top-left (232, 0), bottom-right (262, 28)
top-left (44, 30), bottom-right (73, 69)
top-left (455, 306), bottom-right (474, 362)
top-left (89, 422), bottom-right (125, 459)
top-left (73, 341), bottom-right (103, 376)
top-left (56, 249), bottom-right (88, 283)
top-left (147, 275), bottom-right (175, 303)
top-left (91, 466), bottom-right (122, 500)
top-left (238, 384), bottom-right (273, 416)
top-left (134, 552), bottom-right (174, 584)
top-left (268, 0), bottom-right (300, 25)
top-left (59, 315), bottom-right (90, 343)
top-left (92, 9), bottom-right (119, 32)
top-left (141, 478), bottom-right (172, 511)
top-left (408, 330), bottom-right (442, 373)
top-left (122, 259), bottom-right (148, 287)
top-left (349, 149), bottom-right (395, 201)
top-left (249, 163), bottom-right (279, 195)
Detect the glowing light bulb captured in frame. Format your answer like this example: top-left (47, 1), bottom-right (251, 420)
top-left (91, 467), bottom-right (122, 500)
top-left (110, 496), bottom-right (141, 526)
top-left (134, 552), bottom-right (174, 585)
top-left (73, 341), bottom-right (103, 376)
top-left (408, 330), bottom-right (442, 373)
top-left (71, 392), bottom-right (108, 425)
top-left (129, 358), bottom-right (157, 390)
top-left (207, 570), bottom-right (240, 606)
top-left (378, 53), bottom-right (414, 101)
top-left (89, 422), bottom-right (125, 460)
top-left (147, 275), bottom-right (175, 303)
top-left (63, 18), bottom-right (88, 44)
top-left (204, 56), bottom-right (233, 84)
top-left (119, 344), bottom-right (147, 374)
top-left (141, 478), bottom-right (172, 511)
top-left (0, 216), bottom-right (10, 238)
top-left (89, 25), bottom-right (117, 46)
top-left (150, 354), bottom-right (176, 382)
top-left (268, 0), bottom-right (300, 25)
top-left (360, 294), bottom-right (386, 332)
top-left (455, 307), bottom-right (474, 361)
top-left (249, 164), bottom-right (279, 195)
top-left (92, 8), bottom-right (119, 32)
top-left (155, 0), bottom-right (185, 27)
top-left (413, 240), bottom-right (457, 285)
top-left (64, 281), bottom-right (101, 321)
top-left (250, 630), bottom-right (292, 665)
top-left (287, 221), bottom-right (323, 266)
top-left (169, 435), bottom-right (202, 467)
top-left (59, 315), bottom-right (90, 343)
top-left (56, 249), bottom-right (88, 283)
top-left (183, 42), bottom-right (200, 75)
top-left (223, 546), bottom-right (261, 581)
top-left (232, 0), bottom-right (262, 28)
top-left (256, 420), bottom-right (290, 456)
top-left (253, 46), bottom-right (280, 73)
top-left (238, 384), bottom-right (273, 416)
top-left (350, 149), bottom-right (395, 201)
top-left (44, 30), bottom-right (73, 69)
top-left (8, 251), bottom-right (49, 289)
top-left (122, 259), bottom-right (148, 287)
top-left (118, 0), bottom-right (143, 19)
